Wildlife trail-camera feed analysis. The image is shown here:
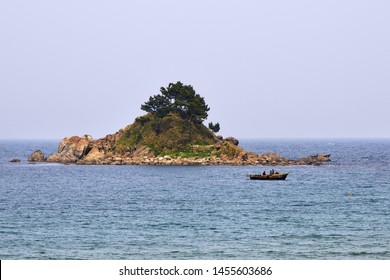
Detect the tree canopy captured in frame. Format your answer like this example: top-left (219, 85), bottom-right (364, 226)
top-left (208, 122), bottom-right (220, 133)
top-left (141, 82), bottom-right (210, 124)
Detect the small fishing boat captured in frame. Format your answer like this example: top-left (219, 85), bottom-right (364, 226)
top-left (249, 173), bottom-right (288, 180)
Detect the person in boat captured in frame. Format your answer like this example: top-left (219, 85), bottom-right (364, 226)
top-left (262, 171), bottom-right (266, 175)
top-left (269, 169), bottom-right (274, 175)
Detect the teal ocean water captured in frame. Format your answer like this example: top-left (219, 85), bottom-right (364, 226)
top-left (0, 139), bottom-right (389, 259)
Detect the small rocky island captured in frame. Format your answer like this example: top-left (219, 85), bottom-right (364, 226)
top-left (29, 82), bottom-right (331, 166)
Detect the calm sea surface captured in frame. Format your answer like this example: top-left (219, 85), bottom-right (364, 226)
top-left (0, 139), bottom-right (389, 259)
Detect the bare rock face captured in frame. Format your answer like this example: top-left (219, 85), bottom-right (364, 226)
top-left (46, 153), bottom-right (62, 163)
top-left (47, 136), bottom-right (90, 163)
top-left (28, 150), bottom-right (46, 162)
top-left (296, 154), bottom-right (331, 165)
top-left (83, 134), bottom-right (93, 141)
top-left (224, 137), bottom-right (239, 146)
top-left (257, 152), bottom-right (289, 165)
top-left (316, 154), bottom-right (331, 162)
top-left (79, 147), bottom-right (105, 164)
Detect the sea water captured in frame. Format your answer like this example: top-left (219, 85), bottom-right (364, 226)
top-left (0, 139), bottom-right (389, 259)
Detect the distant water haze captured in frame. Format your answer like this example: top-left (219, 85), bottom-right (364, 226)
top-left (1, 1), bottom-right (389, 139)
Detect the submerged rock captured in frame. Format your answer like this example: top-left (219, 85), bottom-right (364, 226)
top-left (10, 158), bottom-right (21, 163)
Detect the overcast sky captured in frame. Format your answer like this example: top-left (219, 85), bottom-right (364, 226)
top-left (1, 0), bottom-right (389, 139)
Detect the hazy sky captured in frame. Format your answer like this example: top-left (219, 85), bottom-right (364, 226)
top-left (1, 0), bottom-right (389, 139)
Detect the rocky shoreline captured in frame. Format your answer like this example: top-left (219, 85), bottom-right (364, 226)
top-left (28, 135), bottom-right (331, 166)
top-left (26, 84), bottom-right (332, 167)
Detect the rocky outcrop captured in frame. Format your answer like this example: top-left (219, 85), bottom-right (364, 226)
top-left (224, 137), bottom-right (239, 146)
top-left (28, 150), bottom-right (46, 162)
top-left (79, 147), bottom-right (106, 164)
top-left (35, 114), bottom-right (331, 166)
top-left (47, 136), bottom-right (90, 163)
top-left (39, 133), bottom-right (332, 166)
top-left (296, 154), bottom-right (331, 166)
top-left (261, 152), bottom-right (288, 165)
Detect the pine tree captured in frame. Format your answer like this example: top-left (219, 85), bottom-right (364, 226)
top-left (141, 82), bottom-right (210, 124)
top-left (208, 122), bottom-right (220, 133)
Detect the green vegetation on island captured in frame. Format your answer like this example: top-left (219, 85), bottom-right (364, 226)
top-left (31, 81), bottom-right (331, 166)
top-left (114, 81), bottom-right (222, 157)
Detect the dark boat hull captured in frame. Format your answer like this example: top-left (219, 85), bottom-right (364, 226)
top-left (249, 173), bottom-right (288, 180)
